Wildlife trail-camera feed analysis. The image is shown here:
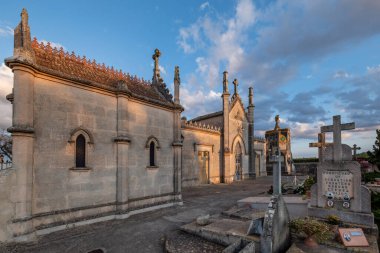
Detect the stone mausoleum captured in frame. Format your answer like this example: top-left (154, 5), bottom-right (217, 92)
top-left (0, 9), bottom-right (266, 242)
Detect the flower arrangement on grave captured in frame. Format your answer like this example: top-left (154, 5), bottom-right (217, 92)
top-left (290, 217), bottom-right (333, 246)
top-left (326, 215), bottom-right (341, 225)
top-left (293, 176), bottom-right (316, 195)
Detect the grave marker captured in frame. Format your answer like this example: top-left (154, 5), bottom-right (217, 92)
top-left (308, 115), bottom-right (374, 227)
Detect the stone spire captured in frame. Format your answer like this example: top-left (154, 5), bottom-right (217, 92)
top-left (274, 115), bottom-right (280, 130)
top-left (13, 8), bottom-right (35, 62)
top-left (223, 71), bottom-right (229, 93)
top-left (232, 79), bottom-right (238, 97)
top-left (248, 86), bottom-right (254, 106)
top-left (152, 48), bottom-right (161, 84)
top-left (174, 66), bottom-right (180, 104)
top-left (247, 86), bottom-right (255, 179)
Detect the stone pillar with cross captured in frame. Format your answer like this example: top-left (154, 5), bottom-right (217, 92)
top-left (309, 133), bottom-right (332, 162)
top-left (352, 144), bottom-right (361, 160)
top-left (320, 115), bottom-right (355, 163)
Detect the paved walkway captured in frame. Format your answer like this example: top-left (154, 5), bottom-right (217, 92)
top-left (0, 177), bottom-right (273, 253)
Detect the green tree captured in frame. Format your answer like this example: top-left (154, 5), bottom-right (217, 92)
top-left (367, 129), bottom-right (380, 168)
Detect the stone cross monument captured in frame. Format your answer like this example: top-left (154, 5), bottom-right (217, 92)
top-left (352, 144), bottom-right (361, 160)
top-left (309, 133), bottom-right (332, 162)
top-left (308, 115), bottom-right (374, 227)
top-left (320, 115), bottom-right (355, 162)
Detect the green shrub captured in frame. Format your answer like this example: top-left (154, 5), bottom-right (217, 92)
top-left (364, 172), bottom-right (380, 183)
top-left (290, 217), bottom-right (333, 243)
top-left (326, 215), bottom-right (341, 225)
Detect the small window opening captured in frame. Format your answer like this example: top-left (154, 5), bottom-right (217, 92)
top-left (149, 141), bottom-right (155, 166)
top-left (76, 134), bottom-right (86, 167)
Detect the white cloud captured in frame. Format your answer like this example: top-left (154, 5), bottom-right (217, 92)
top-left (0, 26), bottom-right (13, 37)
top-left (196, 57), bottom-right (208, 73)
top-left (367, 65), bottom-right (380, 74)
top-left (200, 2), bottom-right (209, 10)
top-left (181, 88), bottom-right (221, 118)
top-left (40, 39), bottom-right (66, 50)
top-left (333, 70), bottom-right (351, 79)
top-left (178, 0), bottom-right (257, 87)
top-left (159, 65), bottom-right (166, 75)
top-left (0, 64), bottom-right (13, 130)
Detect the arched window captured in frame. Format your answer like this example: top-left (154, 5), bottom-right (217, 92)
top-left (149, 141), bottom-right (155, 166)
top-left (76, 134), bottom-right (86, 167)
top-left (145, 136), bottom-right (160, 168)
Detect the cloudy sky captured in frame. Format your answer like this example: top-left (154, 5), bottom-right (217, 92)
top-left (0, 0), bottom-right (379, 157)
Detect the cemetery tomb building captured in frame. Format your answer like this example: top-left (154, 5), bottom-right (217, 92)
top-left (265, 115), bottom-right (292, 175)
top-left (0, 9), bottom-right (267, 242)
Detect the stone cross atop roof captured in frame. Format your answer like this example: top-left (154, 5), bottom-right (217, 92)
top-left (321, 115), bottom-right (355, 162)
top-left (233, 79), bottom-right (238, 96)
top-left (309, 132), bottom-right (332, 162)
top-left (274, 115), bottom-right (280, 130)
top-left (152, 48), bottom-right (161, 84)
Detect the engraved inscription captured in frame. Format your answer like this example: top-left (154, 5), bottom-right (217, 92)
top-left (322, 171), bottom-right (353, 199)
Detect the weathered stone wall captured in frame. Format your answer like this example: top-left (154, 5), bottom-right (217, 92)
top-left (0, 169), bottom-right (16, 241)
top-left (181, 128), bottom-right (221, 187)
top-left (254, 140), bottom-right (267, 177)
top-left (33, 76), bottom-right (118, 214)
top-left (127, 101), bottom-right (175, 198)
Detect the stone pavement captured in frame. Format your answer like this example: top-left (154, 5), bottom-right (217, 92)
top-left (0, 177), bottom-right (273, 253)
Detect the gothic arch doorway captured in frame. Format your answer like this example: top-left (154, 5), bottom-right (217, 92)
top-left (235, 142), bottom-right (243, 181)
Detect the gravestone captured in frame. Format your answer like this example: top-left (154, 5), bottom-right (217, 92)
top-left (260, 195), bottom-right (291, 253)
top-left (308, 115), bottom-right (374, 227)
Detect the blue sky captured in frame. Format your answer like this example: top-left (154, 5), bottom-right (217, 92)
top-left (0, 0), bottom-right (379, 157)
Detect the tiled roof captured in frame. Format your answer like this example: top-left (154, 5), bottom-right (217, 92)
top-left (31, 38), bottom-right (172, 105)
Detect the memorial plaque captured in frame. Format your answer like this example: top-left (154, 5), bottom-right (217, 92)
top-left (322, 170), bottom-right (353, 199)
top-left (338, 228), bottom-right (369, 247)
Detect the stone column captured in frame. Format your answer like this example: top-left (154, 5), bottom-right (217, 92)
top-left (173, 67), bottom-right (183, 202)
top-left (222, 71), bottom-right (230, 183)
top-left (7, 64), bottom-right (35, 237)
top-left (273, 150), bottom-right (281, 195)
top-left (115, 84), bottom-right (131, 213)
top-left (247, 87), bottom-right (255, 179)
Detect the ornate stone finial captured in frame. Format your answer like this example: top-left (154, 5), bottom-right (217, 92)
top-left (13, 8), bottom-right (34, 62)
top-left (152, 48), bottom-right (161, 84)
top-left (248, 86), bottom-right (253, 106)
top-left (174, 66), bottom-right (180, 84)
top-left (274, 115), bottom-right (280, 130)
top-left (223, 71), bottom-right (228, 93)
top-left (174, 66), bottom-right (180, 104)
top-left (233, 79), bottom-right (238, 95)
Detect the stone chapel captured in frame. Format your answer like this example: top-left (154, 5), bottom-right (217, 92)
top-left (0, 9), bottom-right (266, 242)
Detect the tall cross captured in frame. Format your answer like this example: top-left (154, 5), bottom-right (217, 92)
top-left (309, 133), bottom-right (332, 162)
top-left (152, 48), bottom-right (161, 83)
top-left (352, 144), bottom-right (361, 160)
top-left (320, 115), bottom-right (355, 162)
top-left (233, 79), bottom-right (238, 96)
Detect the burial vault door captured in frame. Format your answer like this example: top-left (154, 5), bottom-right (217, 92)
top-left (235, 143), bottom-right (242, 181)
top-left (198, 151), bottom-right (210, 184)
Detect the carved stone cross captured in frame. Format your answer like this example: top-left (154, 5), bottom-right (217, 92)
top-left (233, 79), bottom-right (238, 95)
top-left (352, 144), bottom-right (361, 160)
top-left (320, 115), bottom-right (355, 162)
top-left (309, 133), bottom-right (332, 162)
